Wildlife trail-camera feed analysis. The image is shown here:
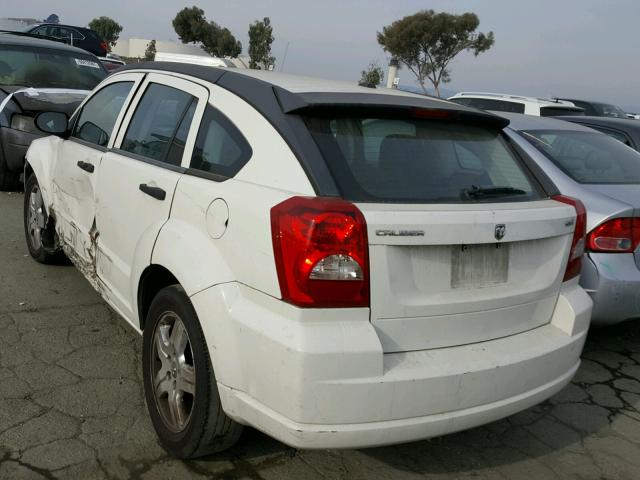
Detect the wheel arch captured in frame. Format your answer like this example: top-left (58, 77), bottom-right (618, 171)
top-left (137, 264), bottom-right (180, 331)
top-left (23, 136), bottom-right (63, 212)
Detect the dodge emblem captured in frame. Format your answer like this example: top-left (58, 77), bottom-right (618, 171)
top-left (495, 224), bottom-right (506, 241)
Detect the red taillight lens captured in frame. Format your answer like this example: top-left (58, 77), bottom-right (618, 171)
top-left (100, 42), bottom-right (108, 52)
top-left (271, 196), bottom-right (369, 308)
top-left (587, 217), bottom-right (640, 253)
top-left (552, 195), bottom-right (587, 281)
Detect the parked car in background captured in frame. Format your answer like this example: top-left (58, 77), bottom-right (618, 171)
top-left (555, 115), bottom-right (640, 150)
top-left (449, 92), bottom-right (584, 117)
top-left (100, 55), bottom-right (126, 73)
top-left (499, 113), bottom-right (640, 326)
top-left (22, 23), bottom-right (108, 57)
top-left (24, 62), bottom-right (591, 457)
top-left (0, 32), bottom-right (107, 189)
top-left (555, 98), bottom-right (630, 118)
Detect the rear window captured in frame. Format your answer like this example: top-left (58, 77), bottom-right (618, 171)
top-left (540, 106), bottom-right (584, 117)
top-left (305, 115), bottom-right (543, 203)
top-left (521, 129), bottom-right (640, 184)
top-left (450, 98), bottom-right (525, 114)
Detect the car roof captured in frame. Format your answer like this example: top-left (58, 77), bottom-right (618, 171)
top-left (116, 61), bottom-right (508, 128)
top-left (554, 115), bottom-right (640, 131)
top-left (495, 112), bottom-right (596, 132)
top-left (29, 23), bottom-right (91, 31)
top-left (0, 32), bottom-right (92, 55)
top-left (450, 92), bottom-right (576, 107)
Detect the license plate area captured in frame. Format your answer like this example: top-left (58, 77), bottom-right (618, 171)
top-left (451, 243), bottom-right (509, 289)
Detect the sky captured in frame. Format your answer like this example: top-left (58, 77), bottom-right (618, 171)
top-left (4, 0), bottom-right (640, 111)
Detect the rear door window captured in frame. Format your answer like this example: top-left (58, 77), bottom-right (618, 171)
top-left (522, 129), bottom-right (640, 184)
top-left (121, 83), bottom-right (195, 164)
top-left (306, 115), bottom-right (542, 203)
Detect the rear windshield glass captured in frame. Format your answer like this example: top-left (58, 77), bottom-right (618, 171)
top-left (522, 130), bottom-right (640, 184)
top-left (0, 45), bottom-right (106, 90)
top-left (450, 97), bottom-right (525, 114)
top-left (540, 106), bottom-right (584, 117)
top-left (305, 116), bottom-right (543, 203)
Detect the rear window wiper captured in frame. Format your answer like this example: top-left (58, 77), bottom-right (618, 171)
top-left (461, 185), bottom-right (527, 199)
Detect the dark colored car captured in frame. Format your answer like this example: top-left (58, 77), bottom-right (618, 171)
top-left (100, 57), bottom-right (126, 73)
top-left (22, 23), bottom-right (108, 57)
top-left (556, 99), bottom-right (629, 119)
top-left (556, 116), bottom-right (640, 150)
top-left (0, 33), bottom-right (107, 189)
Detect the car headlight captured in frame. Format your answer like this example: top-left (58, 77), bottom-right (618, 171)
top-left (10, 114), bottom-right (40, 134)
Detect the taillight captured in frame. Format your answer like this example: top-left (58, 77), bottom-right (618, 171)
top-left (587, 217), bottom-right (640, 253)
top-left (271, 196), bottom-right (369, 308)
top-left (552, 195), bottom-right (587, 281)
top-left (100, 42), bottom-right (108, 52)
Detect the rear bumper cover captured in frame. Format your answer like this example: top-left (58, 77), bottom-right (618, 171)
top-left (191, 281), bottom-right (591, 449)
top-left (581, 252), bottom-right (640, 325)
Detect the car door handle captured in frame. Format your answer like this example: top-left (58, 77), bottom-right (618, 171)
top-left (139, 184), bottom-right (166, 201)
top-left (76, 161), bottom-right (94, 173)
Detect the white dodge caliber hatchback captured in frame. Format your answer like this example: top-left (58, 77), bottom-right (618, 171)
top-left (23, 63), bottom-right (593, 458)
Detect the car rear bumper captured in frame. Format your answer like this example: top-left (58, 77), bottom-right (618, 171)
top-left (191, 281), bottom-right (591, 449)
top-left (581, 252), bottom-right (640, 325)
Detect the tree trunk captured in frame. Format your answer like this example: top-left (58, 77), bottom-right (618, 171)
top-left (434, 82), bottom-right (441, 98)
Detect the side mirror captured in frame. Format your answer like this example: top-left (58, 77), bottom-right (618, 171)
top-left (34, 111), bottom-right (69, 136)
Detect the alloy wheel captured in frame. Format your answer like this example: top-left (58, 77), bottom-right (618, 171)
top-left (27, 185), bottom-right (46, 251)
top-left (151, 312), bottom-right (197, 432)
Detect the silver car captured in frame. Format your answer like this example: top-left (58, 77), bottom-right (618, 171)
top-left (499, 113), bottom-right (640, 326)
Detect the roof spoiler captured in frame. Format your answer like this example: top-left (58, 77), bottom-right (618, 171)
top-left (273, 87), bottom-right (510, 129)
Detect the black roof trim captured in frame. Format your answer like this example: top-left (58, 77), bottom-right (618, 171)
top-left (118, 61), bottom-right (227, 84)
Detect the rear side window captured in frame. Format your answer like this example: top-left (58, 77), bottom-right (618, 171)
top-left (121, 83), bottom-right (195, 163)
top-left (306, 115), bottom-right (542, 203)
top-left (189, 105), bottom-right (252, 178)
top-left (450, 98), bottom-right (525, 114)
top-left (73, 81), bottom-right (133, 147)
top-left (522, 129), bottom-right (640, 184)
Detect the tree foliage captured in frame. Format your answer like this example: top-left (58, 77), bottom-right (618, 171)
top-left (144, 39), bottom-right (156, 61)
top-left (88, 16), bottom-right (123, 50)
top-left (172, 6), bottom-right (242, 57)
top-left (172, 6), bottom-right (207, 44)
top-left (377, 10), bottom-right (494, 96)
top-left (44, 14), bottom-right (59, 24)
top-left (359, 62), bottom-right (384, 87)
top-left (248, 17), bottom-right (275, 70)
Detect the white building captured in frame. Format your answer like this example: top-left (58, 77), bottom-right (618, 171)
top-left (0, 18), bottom-right (39, 30)
top-left (112, 38), bottom-right (209, 58)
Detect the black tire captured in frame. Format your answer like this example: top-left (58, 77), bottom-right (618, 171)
top-left (23, 174), bottom-right (66, 264)
top-left (0, 151), bottom-right (20, 191)
top-left (142, 285), bottom-right (243, 458)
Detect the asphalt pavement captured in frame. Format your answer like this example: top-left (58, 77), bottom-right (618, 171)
top-left (1, 190), bottom-right (640, 479)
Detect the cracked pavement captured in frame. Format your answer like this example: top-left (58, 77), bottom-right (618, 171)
top-left (1, 190), bottom-right (640, 479)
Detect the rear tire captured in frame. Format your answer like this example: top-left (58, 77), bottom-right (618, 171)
top-left (23, 174), bottom-right (66, 264)
top-left (142, 285), bottom-right (243, 458)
